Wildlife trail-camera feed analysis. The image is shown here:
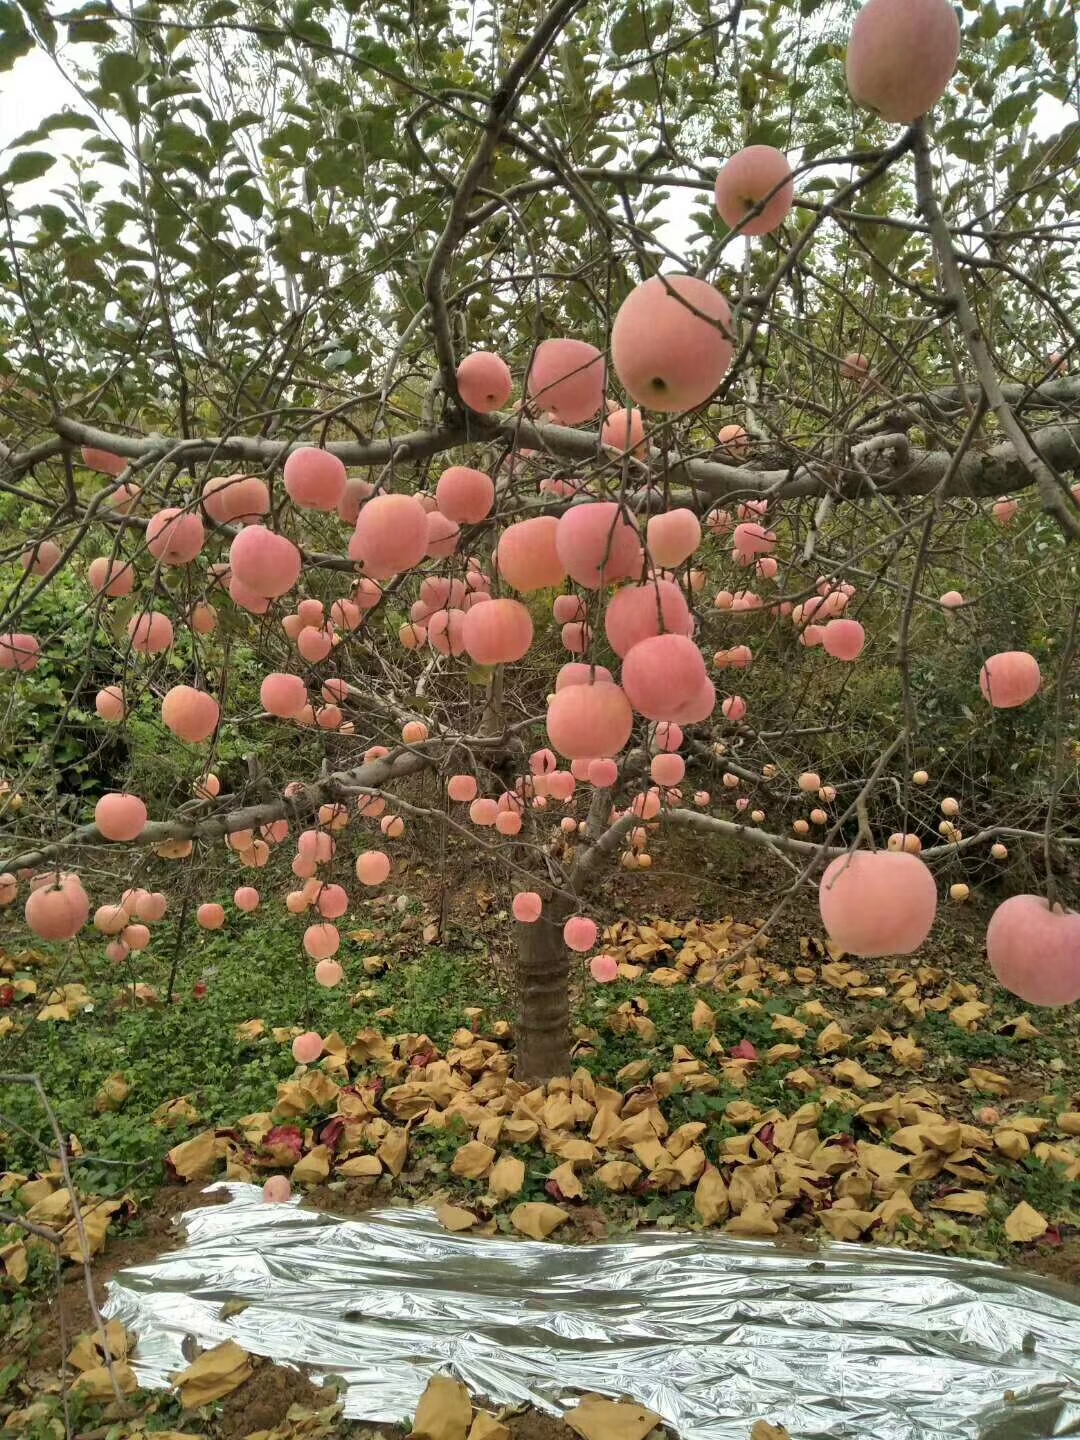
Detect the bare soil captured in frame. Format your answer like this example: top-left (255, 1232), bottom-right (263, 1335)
top-left (28, 1185), bottom-right (227, 1379)
top-left (215, 1358), bottom-right (336, 1440)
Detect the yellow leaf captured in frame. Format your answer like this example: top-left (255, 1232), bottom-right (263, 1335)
top-left (71, 1362), bottom-right (138, 1398)
top-left (724, 1202), bottom-right (779, 1237)
top-left (832, 1059), bottom-right (881, 1090)
top-left (291, 1144), bottom-right (331, 1185)
top-left (437, 1204), bottom-right (479, 1232)
top-left (151, 1096), bottom-right (200, 1129)
top-left (691, 999), bottom-right (716, 1032)
top-left (0, 1240), bottom-right (28, 1284)
top-left (1004, 1201), bottom-right (1048, 1243)
top-left (468, 1413), bottom-right (510, 1440)
top-left (93, 1073), bottom-right (130, 1113)
top-left (167, 1131), bottom-right (220, 1182)
top-left (60, 1208), bottom-right (109, 1264)
top-left (487, 1154), bottom-right (525, 1201)
top-left (816, 1023), bottom-right (852, 1058)
top-left (594, 1161), bottom-right (642, 1193)
top-left (993, 1129), bottom-right (1030, 1161)
top-left (510, 1202), bottom-right (569, 1240)
top-left (548, 1162), bottom-right (584, 1200)
top-left (929, 1190), bottom-right (989, 1217)
top-left (565, 1395), bottom-right (662, 1440)
top-left (377, 1127), bottom-right (409, 1177)
top-left (693, 1167), bottom-right (729, 1225)
top-left (890, 1035), bottom-right (925, 1070)
top-left (967, 1067), bottom-right (1010, 1096)
top-left (235, 1018), bottom-right (265, 1042)
top-left (451, 1140), bottom-right (496, 1180)
top-left (171, 1340), bottom-right (252, 1407)
top-left (414, 1375), bottom-right (473, 1440)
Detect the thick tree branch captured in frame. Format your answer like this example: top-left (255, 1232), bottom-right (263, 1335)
top-left (10, 412), bottom-right (1080, 514)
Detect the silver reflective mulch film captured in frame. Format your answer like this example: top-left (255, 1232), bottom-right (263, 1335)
top-left (103, 1184), bottom-right (1080, 1438)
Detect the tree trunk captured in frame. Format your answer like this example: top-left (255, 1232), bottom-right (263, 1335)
top-left (514, 908), bottom-right (572, 1082)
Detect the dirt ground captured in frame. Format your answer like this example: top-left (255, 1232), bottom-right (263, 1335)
top-left (29, 1186), bottom-right (227, 1381)
top-left (215, 1361), bottom-right (339, 1440)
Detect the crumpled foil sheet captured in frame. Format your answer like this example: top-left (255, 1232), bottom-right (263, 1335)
top-left (103, 1183), bottom-right (1080, 1438)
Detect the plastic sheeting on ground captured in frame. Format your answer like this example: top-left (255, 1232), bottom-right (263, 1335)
top-left (103, 1183), bottom-right (1080, 1438)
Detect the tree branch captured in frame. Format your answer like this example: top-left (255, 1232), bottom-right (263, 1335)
top-left (0, 749), bottom-right (432, 873)
top-left (913, 122), bottom-right (1080, 540)
top-left (9, 411), bottom-right (1080, 514)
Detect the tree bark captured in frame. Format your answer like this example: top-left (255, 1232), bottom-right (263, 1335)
top-left (514, 906), bottom-right (573, 1082)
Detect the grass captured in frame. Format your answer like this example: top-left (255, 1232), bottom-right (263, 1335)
top-left (3, 891), bottom-right (1080, 1275)
top-left (0, 907), bottom-right (504, 1195)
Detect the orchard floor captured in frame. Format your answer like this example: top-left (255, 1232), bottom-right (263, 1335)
top-left (2, 843), bottom-right (1079, 1437)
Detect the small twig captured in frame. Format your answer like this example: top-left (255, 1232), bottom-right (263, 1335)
top-left (1042, 599), bottom-right (1079, 905)
top-left (0, 1074), bottom-right (124, 1406)
top-left (0, 1210), bottom-right (63, 1244)
top-left (913, 122), bottom-right (1080, 541)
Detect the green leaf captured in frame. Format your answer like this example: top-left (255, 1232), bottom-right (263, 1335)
top-left (993, 93), bottom-right (1034, 129)
top-left (98, 51), bottom-right (145, 94)
top-left (610, 6), bottom-right (647, 56)
top-left (68, 17), bottom-right (115, 42)
top-left (28, 202), bottom-right (69, 236)
top-left (0, 3), bottom-right (33, 74)
top-left (618, 73), bottom-right (661, 103)
top-left (83, 136), bottom-right (128, 166)
top-left (18, 0), bottom-right (56, 50)
top-left (2, 150), bottom-right (56, 185)
top-left (8, 111), bottom-right (97, 148)
top-left (231, 187), bottom-right (264, 220)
